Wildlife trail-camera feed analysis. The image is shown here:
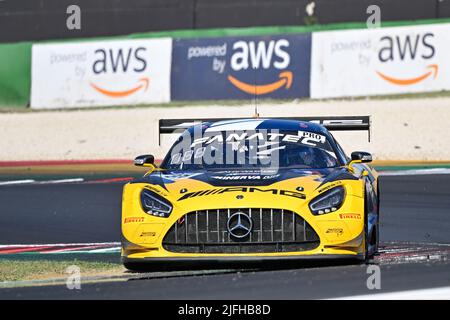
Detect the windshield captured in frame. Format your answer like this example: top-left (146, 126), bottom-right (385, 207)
top-left (161, 129), bottom-right (340, 170)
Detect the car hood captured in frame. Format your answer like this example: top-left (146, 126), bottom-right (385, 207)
top-left (132, 167), bottom-right (358, 191)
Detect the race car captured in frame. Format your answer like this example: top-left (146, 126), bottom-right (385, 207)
top-left (121, 116), bottom-right (379, 270)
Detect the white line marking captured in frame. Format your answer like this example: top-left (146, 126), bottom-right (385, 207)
top-left (379, 168), bottom-right (450, 176)
top-left (0, 178), bottom-right (84, 186)
top-left (0, 242), bottom-right (120, 248)
top-left (331, 286), bottom-right (450, 300)
top-left (0, 179), bottom-right (35, 185)
top-left (87, 247), bottom-right (121, 253)
top-left (36, 178), bottom-right (84, 184)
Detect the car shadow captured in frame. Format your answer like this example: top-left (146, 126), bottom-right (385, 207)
top-left (123, 258), bottom-right (363, 276)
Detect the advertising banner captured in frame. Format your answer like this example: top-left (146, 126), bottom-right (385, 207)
top-left (31, 38), bottom-right (172, 109)
top-left (171, 34), bottom-right (311, 100)
top-left (311, 23), bottom-right (450, 98)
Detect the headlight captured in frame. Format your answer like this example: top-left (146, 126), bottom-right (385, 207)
top-left (309, 186), bottom-right (345, 215)
top-left (140, 189), bottom-right (173, 218)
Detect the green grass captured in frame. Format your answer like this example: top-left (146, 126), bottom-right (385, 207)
top-left (0, 259), bottom-right (123, 282)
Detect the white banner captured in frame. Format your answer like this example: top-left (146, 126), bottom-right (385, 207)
top-left (311, 23), bottom-right (450, 98)
top-left (31, 38), bottom-right (172, 109)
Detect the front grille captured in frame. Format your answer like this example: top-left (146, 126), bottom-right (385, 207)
top-left (162, 208), bottom-right (320, 254)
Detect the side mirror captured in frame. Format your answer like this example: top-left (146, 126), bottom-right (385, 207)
top-left (134, 154), bottom-right (155, 167)
top-left (351, 151), bottom-right (372, 163)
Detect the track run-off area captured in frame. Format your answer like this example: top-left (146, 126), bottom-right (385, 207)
top-left (0, 171), bottom-right (449, 299)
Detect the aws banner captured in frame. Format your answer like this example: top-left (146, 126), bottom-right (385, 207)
top-left (31, 38), bottom-right (172, 109)
top-left (311, 23), bottom-right (450, 98)
top-left (171, 34), bottom-right (311, 100)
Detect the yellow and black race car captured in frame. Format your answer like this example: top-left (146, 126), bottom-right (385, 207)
top-left (121, 116), bottom-right (379, 270)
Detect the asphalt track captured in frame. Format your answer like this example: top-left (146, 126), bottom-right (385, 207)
top-left (1, 174), bottom-right (450, 299)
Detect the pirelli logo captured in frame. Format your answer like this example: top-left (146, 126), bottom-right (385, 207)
top-left (124, 217), bottom-right (145, 224)
top-left (339, 213), bottom-right (361, 219)
top-left (177, 187), bottom-right (306, 201)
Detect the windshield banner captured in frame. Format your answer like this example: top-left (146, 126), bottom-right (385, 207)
top-left (165, 126), bottom-right (335, 170)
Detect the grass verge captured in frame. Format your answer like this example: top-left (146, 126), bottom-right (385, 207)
top-left (0, 259), bottom-right (123, 282)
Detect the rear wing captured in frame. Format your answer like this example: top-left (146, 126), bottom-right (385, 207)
top-left (158, 116), bottom-right (371, 144)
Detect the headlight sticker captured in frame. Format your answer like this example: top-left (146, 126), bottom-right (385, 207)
top-left (317, 181), bottom-right (343, 194)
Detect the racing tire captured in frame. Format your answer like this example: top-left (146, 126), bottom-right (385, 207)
top-left (364, 183), bottom-right (376, 263)
top-left (374, 181), bottom-right (381, 255)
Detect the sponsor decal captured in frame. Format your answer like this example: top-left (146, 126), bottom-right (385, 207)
top-left (124, 217), bottom-right (145, 224)
top-left (144, 186), bottom-right (168, 197)
top-left (188, 131), bottom-right (326, 148)
top-left (212, 174), bottom-right (280, 181)
top-left (161, 172), bottom-right (203, 182)
top-left (339, 213), bottom-right (361, 219)
top-left (326, 228), bottom-right (344, 235)
top-left (317, 181), bottom-right (343, 193)
top-left (178, 187), bottom-right (306, 201)
top-left (140, 231), bottom-right (156, 237)
top-left (31, 38), bottom-right (172, 109)
top-left (172, 34), bottom-right (311, 100)
top-left (168, 129), bottom-right (329, 167)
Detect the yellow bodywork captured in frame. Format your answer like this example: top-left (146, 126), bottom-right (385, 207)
top-left (121, 165), bottom-right (377, 261)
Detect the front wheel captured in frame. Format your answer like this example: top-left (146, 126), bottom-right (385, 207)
top-left (364, 184), bottom-right (378, 263)
top-left (363, 220), bottom-right (375, 263)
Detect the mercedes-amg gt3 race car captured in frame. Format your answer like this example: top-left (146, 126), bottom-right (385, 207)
top-left (121, 116), bottom-right (379, 270)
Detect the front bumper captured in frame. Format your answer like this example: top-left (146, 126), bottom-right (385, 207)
top-left (122, 253), bottom-right (364, 270)
top-left (121, 181), bottom-right (366, 263)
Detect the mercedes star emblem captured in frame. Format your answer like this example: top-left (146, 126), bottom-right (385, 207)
top-left (227, 212), bottom-right (253, 238)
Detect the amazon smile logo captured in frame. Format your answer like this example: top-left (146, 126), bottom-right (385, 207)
top-left (228, 71), bottom-right (292, 95)
top-left (90, 77), bottom-right (149, 98)
top-left (376, 64), bottom-right (438, 86)
top-left (228, 39), bottom-right (293, 95)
